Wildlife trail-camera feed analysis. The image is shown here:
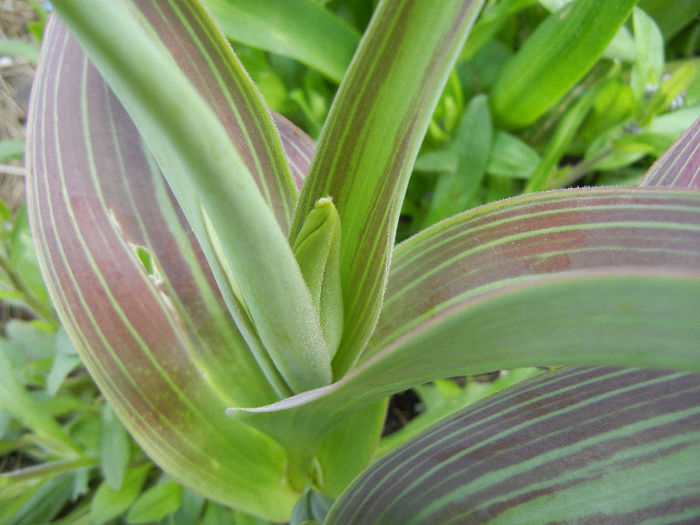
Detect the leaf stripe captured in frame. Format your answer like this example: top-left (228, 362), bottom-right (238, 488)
top-left (368, 188), bottom-right (700, 356)
top-left (641, 116), bottom-right (700, 189)
top-left (26, 16), bottom-right (299, 518)
top-left (327, 368), bottom-right (700, 524)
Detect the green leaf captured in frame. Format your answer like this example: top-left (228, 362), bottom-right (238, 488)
top-left (90, 464), bottom-right (151, 525)
top-left (325, 367), bottom-right (700, 524)
top-left (5, 475), bottom-right (75, 525)
top-left (0, 340), bottom-right (78, 456)
top-left (47, 1), bottom-right (331, 393)
top-left (0, 38), bottom-right (40, 63)
top-left (291, 0), bottom-right (486, 377)
top-left (486, 131), bottom-right (540, 179)
top-left (631, 7), bottom-right (665, 102)
top-left (423, 94), bottom-right (493, 227)
top-left (638, 0), bottom-right (700, 40)
top-left (491, 0), bottom-right (637, 128)
top-left (292, 197), bottom-right (344, 358)
top-left (99, 404), bottom-right (130, 490)
top-left (0, 139), bottom-right (25, 163)
top-left (202, 0), bottom-right (360, 82)
top-left (126, 480), bottom-right (183, 524)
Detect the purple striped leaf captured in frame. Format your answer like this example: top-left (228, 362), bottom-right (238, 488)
top-left (25, 11), bottom-right (319, 520)
top-left (641, 115), bottom-right (700, 189)
top-left (325, 367), bottom-right (700, 524)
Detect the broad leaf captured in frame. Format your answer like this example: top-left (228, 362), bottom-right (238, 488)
top-left (48, 0), bottom-right (331, 393)
top-left (291, 0), bottom-right (486, 377)
top-left (203, 0), bottom-right (360, 82)
top-left (325, 367), bottom-right (700, 524)
top-left (27, 13), bottom-right (309, 520)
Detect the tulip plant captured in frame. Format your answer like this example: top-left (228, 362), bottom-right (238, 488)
top-left (25, 0), bottom-right (699, 522)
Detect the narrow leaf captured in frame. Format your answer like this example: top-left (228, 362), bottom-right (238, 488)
top-left (291, 0), bottom-right (486, 377)
top-left (491, 0), bottom-right (637, 128)
top-left (203, 0), bottom-right (360, 82)
top-left (326, 367), bottom-right (700, 524)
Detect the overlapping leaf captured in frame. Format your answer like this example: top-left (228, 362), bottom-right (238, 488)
top-left (325, 367), bottom-right (700, 524)
top-left (25, 11), bottom-right (326, 520)
top-left (48, 0), bottom-right (330, 394)
top-left (291, 0), bottom-right (486, 376)
top-left (232, 188), bottom-right (700, 453)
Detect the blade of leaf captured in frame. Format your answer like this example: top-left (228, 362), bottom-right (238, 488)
top-left (641, 115), bottom-right (700, 189)
top-left (291, 0), bottom-right (486, 377)
top-left (203, 0), bottom-right (360, 82)
top-left (325, 367), bottom-right (700, 524)
top-left (47, 1), bottom-right (331, 393)
top-left (26, 18), bottom-right (301, 519)
top-left (490, 0), bottom-right (637, 128)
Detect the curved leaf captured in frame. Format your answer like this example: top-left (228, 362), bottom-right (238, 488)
top-left (641, 115), bottom-right (700, 189)
top-left (203, 0), bottom-right (360, 82)
top-left (326, 367), bottom-right (700, 524)
top-left (49, 0), bottom-right (331, 393)
top-left (26, 16), bottom-right (301, 520)
top-left (369, 187), bottom-right (700, 359)
top-left (291, 0), bottom-right (486, 377)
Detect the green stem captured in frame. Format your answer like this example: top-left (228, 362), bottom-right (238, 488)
top-left (0, 455), bottom-right (99, 483)
top-left (0, 254), bottom-right (58, 328)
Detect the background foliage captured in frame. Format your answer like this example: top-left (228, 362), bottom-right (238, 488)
top-left (0, 0), bottom-right (698, 522)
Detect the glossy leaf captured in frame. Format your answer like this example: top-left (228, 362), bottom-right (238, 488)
top-left (48, 1), bottom-right (331, 393)
top-left (203, 0), bottom-right (360, 82)
top-left (490, 0), bottom-right (637, 128)
top-left (292, 0), bottom-right (486, 377)
top-left (326, 367), bottom-right (700, 524)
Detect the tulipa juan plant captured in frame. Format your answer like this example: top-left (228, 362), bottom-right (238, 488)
top-left (26, 0), bottom-right (700, 523)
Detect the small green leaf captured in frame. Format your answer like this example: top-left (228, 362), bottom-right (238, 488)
top-left (423, 94), bottom-right (493, 227)
top-left (491, 0), bottom-right (637, 128)
top-left (99, 404), bottom-right (130, 490)
top-left (0, 139), bottom-right (25, 163)
top-left (486, 131), bottom-right (540, 179)
top-left (631, 6), bottom-right (665, 102)
top-left (292, 197), bottom-right (344, 358)
top-left (90, 464), bottom-right (151, 524)
top-left (0, 39), bottom-right (40, 63)
top-left (126, 480), bottom-right (183, 524)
